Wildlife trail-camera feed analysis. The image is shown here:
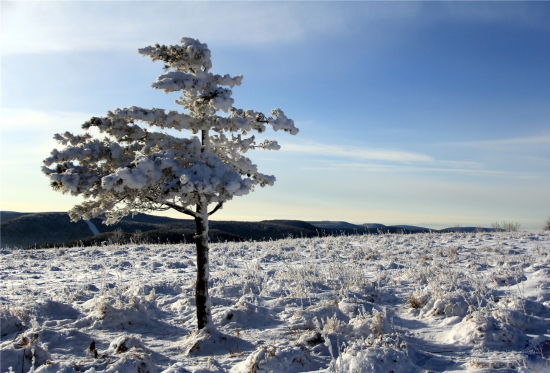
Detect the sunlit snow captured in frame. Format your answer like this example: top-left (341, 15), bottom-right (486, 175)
top-left (1, 231), bottom-right (550, 372)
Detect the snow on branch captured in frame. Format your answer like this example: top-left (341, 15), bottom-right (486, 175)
top-left (43, 37), bottom-right (298, 224)
top-left (138, 37), bottom-right (212, 73)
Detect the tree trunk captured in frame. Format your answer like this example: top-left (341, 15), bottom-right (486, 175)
top-left (194, 201), bottom-right (211, 330)
top-left (194, 128), bottom-right (212, 330)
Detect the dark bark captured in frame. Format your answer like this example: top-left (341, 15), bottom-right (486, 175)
top-left (194, 128), bottom-right (212, 330)
top-left (194, 203), bottom-right (211, 330)
top-left (208, 202), bottom-right (223, 216)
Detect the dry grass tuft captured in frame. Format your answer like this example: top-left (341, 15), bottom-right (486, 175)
top-left (408, 293), bottom-right (427, 309)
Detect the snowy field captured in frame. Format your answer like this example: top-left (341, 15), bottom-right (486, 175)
top-left (1, 231), bottom-right (550, 373)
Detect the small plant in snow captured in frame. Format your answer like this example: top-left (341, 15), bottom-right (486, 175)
top-left (369, 309), bottom-right (387, 337)
top-left (131, 229), bottom-right (145, 244)
top-left (42, 37), bottom-right (298, 331)
top-left (148, 288), bottom-right (156, 302)
top-left (408, 291), bottom-right (428, 309)
top-left (492, 221), bottom-right (521, 232)
top-left (109, 228), bottom-right (126, 246)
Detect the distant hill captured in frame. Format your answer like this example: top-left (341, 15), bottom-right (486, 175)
top-left (360, 223), bottom-right (435, 234)
top-left (0, 212), bottom-right (195, 248)
top-left (308, 221), bottom-right (368, 231)
top-left (389, 225), bottom-right (432, 231)
top-left (34, 228), bottom-right (246, 249)
top-left (1, 212), bottom-right (361, 249)
top-left (1, 213), bottom-right (102, 249)
top-left (1, 211), bottom-right (496, 249)
top-left (0, 211), bottom-right (31, 223)
top-left (441, 226), bottom-right (493, 233)
top-left (362, 223), bottom-right (388, 229)
top-left (308, 221), bottom-right (434, 234)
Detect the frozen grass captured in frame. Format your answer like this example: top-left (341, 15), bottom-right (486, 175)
top-left (1, 231), bottom-right (550, 372)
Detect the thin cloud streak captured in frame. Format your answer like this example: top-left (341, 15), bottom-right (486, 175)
top-left (0, 108), bottom-right (93, 131)
top-left (284, 142), bottom-right (433, 163)
top-left (450, 135), bottom-right (550, 149)
top-left (13, 2), bottom-right (540, 56)
top-left (300, 162), bottom-right (512, 178)
top-left (1, 2), bottom-right (353, 54)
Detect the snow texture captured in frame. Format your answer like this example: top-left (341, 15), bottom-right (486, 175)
top-left (1, 230), bottom-right (550, 372)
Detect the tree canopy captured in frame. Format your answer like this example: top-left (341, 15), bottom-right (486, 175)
top-left (42, 37), bottom-right (298, 224)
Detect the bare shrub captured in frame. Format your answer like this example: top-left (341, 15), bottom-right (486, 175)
top-left (131, 229), bottom-right (146, 244)
top-left (446, 246), bottom-right (458, 261)
top-left (491, 221), bottom-right (521, 232)
top-left (109, 228), bottom-right (125, 245)
top-left (544, 216), bottom-right (550, 231)
top-left (408, 293), bottom-right (426, 309)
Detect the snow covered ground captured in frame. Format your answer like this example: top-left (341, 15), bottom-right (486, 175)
top-left (1, 231), bottom-right (550, 372)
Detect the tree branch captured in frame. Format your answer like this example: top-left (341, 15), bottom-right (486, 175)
top-left (146, 196), bottom-right (197, 217)
top-left (164, 202), bottom-right (197, 217)
top-left (208, 202), bottom-right (224, 216)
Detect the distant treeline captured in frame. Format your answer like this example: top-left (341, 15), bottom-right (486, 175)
top-left (0, 211), bottom-right (492, 250)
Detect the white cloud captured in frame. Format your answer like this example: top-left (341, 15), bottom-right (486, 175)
top-left (301, 161), bottom-right (515, 177)
top-left (283, 141), bottom-right (433, 163)
top-left (1, 2), bottom-right (354, 55)
top-left (3, 1), bottom-right (545, 56)
top-left (0, 109), bottom-right (96, 166)
top-left (0, 108), bottom-right (93, 131)
top-left (281, 140), bottom-right (545, 178)
top-left (451, 135), bottom-right (550, 150)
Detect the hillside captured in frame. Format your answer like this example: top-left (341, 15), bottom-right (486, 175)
top-left (1, 212), bottom-right (365, 249)
top-left (1, 211), bottom-right (498, 249)
top-left (0, 211), bottom-right (31, 223)
top-left (0, 212), bottom-right (192, 248)
top-left (1, 213), bottom-right (103, 249)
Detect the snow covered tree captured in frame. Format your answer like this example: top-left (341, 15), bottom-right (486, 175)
top-left (42, 37), bottom-right (298, 330)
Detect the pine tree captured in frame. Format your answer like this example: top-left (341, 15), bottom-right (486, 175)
top-left (42, 37), bottom-right (298, 330)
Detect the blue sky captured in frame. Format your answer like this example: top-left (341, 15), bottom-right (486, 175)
top-left (2, 1), bottom-right (549, 229)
